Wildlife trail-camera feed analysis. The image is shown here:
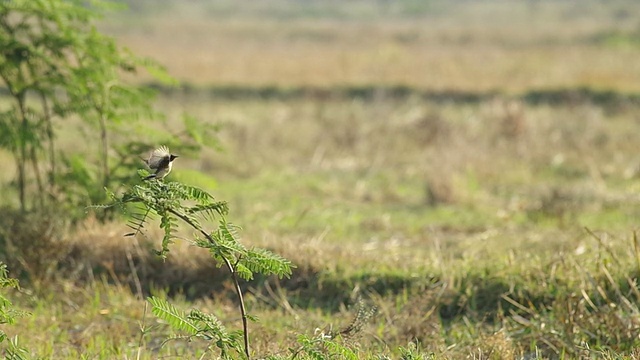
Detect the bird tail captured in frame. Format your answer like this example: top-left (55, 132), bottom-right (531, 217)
top-left (143, 174), bottom-right (156, 181)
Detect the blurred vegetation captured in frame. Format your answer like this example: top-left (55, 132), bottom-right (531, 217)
top-left (0, 1), bottom-right (220, 305)
top-left (0, 0), bottom-right (153, 214)
top-left (0, 0), bottom-right (216, 221)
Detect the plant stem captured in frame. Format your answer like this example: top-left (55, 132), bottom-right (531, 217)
top-left (227, 258), bottom-right (251, 360)
top-left (17, 93), bottom-right (27, 212)
top-left (29, 144), bottom-right (44, 208)
top-left (40, 92), bottom-right (55, 192)
top-left (99, 111), bottom-right (109, 189)
top-left (167, 208), bottom-right (251, 359)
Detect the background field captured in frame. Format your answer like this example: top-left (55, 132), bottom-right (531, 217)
top-left (5, 0), bottom-right (640, 358)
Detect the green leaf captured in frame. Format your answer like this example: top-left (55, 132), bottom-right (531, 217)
top-left (235, 263), bottom-right (253, 281)
top-left (136, 55), bottom-right (177, 86)
top-left (209, 221), bottom-right (247, 261)
top-left (148, 296), bottom-right (198, 335)
top-left (241, 248), bottom-right (294, 279)
top-left (6, 335), bottom-right (29, 360)
top-left (187, 309), bottom-right (227, 337)
top-left (158, 213), bottom-right (177, 258)
top-left (187, 201), bottom-right (228, 221)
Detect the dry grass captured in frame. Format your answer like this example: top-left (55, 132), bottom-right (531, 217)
top-left (102, 1), bottom-right (640, 92)
top-left (6, 95), bottom-right (640, 357)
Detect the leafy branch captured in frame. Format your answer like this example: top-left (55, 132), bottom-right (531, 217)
top-left (102, 176), bottom-right (294, 359)
top-left (0, 263), bottom-right (30, 359)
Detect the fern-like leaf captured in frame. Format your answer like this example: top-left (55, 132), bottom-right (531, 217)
top-left (158, 213), bottom-right (177, 258)
top-left (6, 335), bottom-right (29, 360)
top-left (207, 221), bottom-right (247, 263)
top-left (187, 201), bottom-right (228, 221)
top-left (161, 182), bottom-right (220, 205)
top-left (182, 183), bottom-right (217, 204)
top-left (125, 206), bottom-right (151, 237)
top-left (234, 263), bottom-right (254, 281)
top-left (217, 220), bottom-right (241, 242)
top-left (241, 248), bottom-right (294, 279)
top-left (187, 309), bottom-right (245, 357)
top-left (148, 296), bottom-right (198, 335)
top-left (188, 309), bottom-right (228, 338)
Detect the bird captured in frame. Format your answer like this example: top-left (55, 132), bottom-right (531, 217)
top-left (143, 146), bottom-right (178, 180)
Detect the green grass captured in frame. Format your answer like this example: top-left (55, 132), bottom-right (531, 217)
top-left (7, 93), bottom-right (640, 357)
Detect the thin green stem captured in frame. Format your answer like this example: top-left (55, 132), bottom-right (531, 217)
top-left (167, 208), bottom-right (251, 360)
top-left (17, 93), bottom-right (27, 212)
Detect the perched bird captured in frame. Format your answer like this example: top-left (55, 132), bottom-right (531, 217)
top-left (143, 146), bottom-right (178, 180)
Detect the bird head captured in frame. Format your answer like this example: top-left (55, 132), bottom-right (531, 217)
top-left (170, 154), bottom-right (179, 162)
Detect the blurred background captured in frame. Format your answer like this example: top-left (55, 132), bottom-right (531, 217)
top-left (3, 0), bottom-right (640, 358)
top-left (96, 0), bottom-right (640, 265)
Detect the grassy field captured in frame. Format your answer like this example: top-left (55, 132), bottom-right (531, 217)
top-left (5, 0), bottom-right (640, 358)
top-left (103, 0), bottom-right (640, 92)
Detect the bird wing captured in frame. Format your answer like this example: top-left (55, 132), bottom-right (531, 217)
top-left (147, 146), bottom-right (170, 169)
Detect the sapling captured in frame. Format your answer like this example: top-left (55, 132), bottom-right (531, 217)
top-left (101, 174), bottom-right (294, 359)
